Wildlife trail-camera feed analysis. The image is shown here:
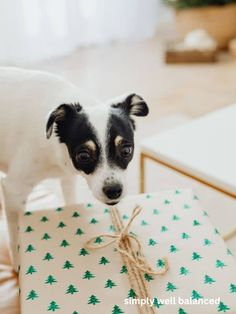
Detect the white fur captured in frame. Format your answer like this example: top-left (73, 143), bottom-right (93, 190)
top-left (0, 67), bottom-right (127, 270)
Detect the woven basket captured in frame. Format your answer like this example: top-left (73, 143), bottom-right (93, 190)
top-left (175, 3), bottom-right (236, 48)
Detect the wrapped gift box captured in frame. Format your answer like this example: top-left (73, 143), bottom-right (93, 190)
top-left (18, 189), bottom-right (236, 313)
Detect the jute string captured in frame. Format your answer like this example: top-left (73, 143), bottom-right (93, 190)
top-left (85, 205), bottom-right (169, 313)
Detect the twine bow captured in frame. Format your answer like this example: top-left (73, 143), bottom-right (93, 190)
top-left (85, 205), bottom-right (169, 276)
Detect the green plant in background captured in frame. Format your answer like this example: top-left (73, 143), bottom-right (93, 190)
top-left (163, 0), bottom-right (236, 9)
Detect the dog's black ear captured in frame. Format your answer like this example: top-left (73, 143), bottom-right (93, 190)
top-left (112, 94), bottom-right (149, 117)
top-left (46, 103), bottom-right (82, 139)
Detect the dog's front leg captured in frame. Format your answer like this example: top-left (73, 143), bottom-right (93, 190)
top-left (60, 176), bottom-right (77, 206)
top-left (1, 177), bottom-right (32, 271)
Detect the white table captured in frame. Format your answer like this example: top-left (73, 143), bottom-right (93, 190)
top-left (140, 104), bottom-right (236, 240)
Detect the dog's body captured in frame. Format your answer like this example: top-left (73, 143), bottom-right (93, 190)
top-left (0, 67), bottom-right (148, 270)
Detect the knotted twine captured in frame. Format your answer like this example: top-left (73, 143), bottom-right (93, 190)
top-left (85, 205), bottom-right (169, 313)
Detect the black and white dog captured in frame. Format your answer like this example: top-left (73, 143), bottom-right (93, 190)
top-left (0, 67), bottom-right (149, 270)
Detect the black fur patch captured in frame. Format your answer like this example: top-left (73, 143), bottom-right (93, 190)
top-left (111, 93), bottom-right (149, 119)
top-left (106, 111), bottom-right (134, 169)
top-left (53, 105), bottom-right (102, 174)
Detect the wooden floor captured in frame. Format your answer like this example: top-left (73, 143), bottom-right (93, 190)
top-left (34, 36), bottom-right (236, 127)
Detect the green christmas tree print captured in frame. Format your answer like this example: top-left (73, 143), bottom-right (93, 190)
top-left (25, 225), bottom-right (34, 233)
top-left (215, 228), bottom-right (220, 235)
top-left (181, 232), bottom-right (190, 240)
top-left (79, 248), bottom-right (89, 256)
top-left (183, 204), bottom-right (190, 209)
top-left (204, 238), bottom-right (212, 246)
top-left (43, 252), bottom-right (54, 261)
top-left (42, 232), bottom-right (51, 240)
top-left (164, 199), bottom-right (170, 204)
top-left (112, 305), bottom-right (124, 313)
top-left (99, 256), bottom-right (110, 265)
top-left (218, 301), bottom-right (230, 312)
top-left (153, 209), bottom-right (159, 215)
top-left (83, 270), bottom-right (95, 280)
top-left (170, 245), bottom-right (178, 253)
top-left (105, 279), bottom-right (116, 288)
top-left (63, 260), bottom-right (74, 269)
top-left (26, 265), bottom-right (37, 275)
top-left (192, 252), bottom-right (202, 261)
top-left (141, 220), bottom-right (148, 226)
top-left (41, 216), bottom-right (49, 222)
top-left (156, 259), bottom-right (166, 268)
top-left (109, 224), bottom-right (116, 232)
top-left (148, 238), bottom-right (157, 246)
top-left (146, 194), bottom-right (152, 199)
top-left (122, 214), bottom-right (129, 220)
top-left (66, 285), bottom-right (78, 295)
top-left (227, 248), bottom-right (233, 256)
top-left (86, 203), bottom-right (93, 208)
top-left (161, 226), bottom-right (168, 232)
top-left (153, 298), bottom-right (163, 308)
top-left (45, 275), bottom-right (57, 285)
top-left (179, 267), bottom-right (189, 276)
top-left (144, 273), bottom-right (154, 282)
top-left (172, 214), bottom-right (180, 221)
top-left (230, 283), bottom-right (236, 293)
top-left (57, 221), bottom-right (66, 228)
top-left (26, 290), bottom-right (38, 300)
top-left (75, 228), bottom-right (84, 236)
top-left (25, 244), bottom-right (35, 253)
top-left (175, 189), bottom-right (181, 194)
top-left (191, 290), bottom-right (203, 300)
top-left (88, 295), bottom-right (100, 305)
top-left (193, 220), bottom-right (201, 226)
top-left (72, 211), bottom-right (80, 218)
top-left (204, 275), bottom-right (215, 284)
top-left (166, 282), bottom-right (177, 292)
top-left (94, 237), bottom-right (103, 244)
top-left (128, 288), bottom-right (136, 298)
top-left (120, 265), bottom-right (127, 274)
top-left (216, 260), bottom-right (226, 268)
top-left (60, 239), bottom-right (70, 247)
top-left (104, 208), bottom-right (110, 213)
top-left (72, 312), bottom-right (79, 314)
top-left (178, 308), bottom-right (187, 314)
top-left (90, 218), bottom-right (98, 224)
top-left (48, 301), bottom-right (60, 311)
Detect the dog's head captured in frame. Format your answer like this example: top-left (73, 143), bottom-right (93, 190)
top-left (46, 93), bottom-right (149, 205)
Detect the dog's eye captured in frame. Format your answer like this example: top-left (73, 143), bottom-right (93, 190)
top-left (76, 151), bottom-right (91, 163)
top-left (120, 145), bottom-right (133, 158)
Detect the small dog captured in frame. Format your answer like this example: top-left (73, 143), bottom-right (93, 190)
top-left (0, 67), bottom-right (149, 270)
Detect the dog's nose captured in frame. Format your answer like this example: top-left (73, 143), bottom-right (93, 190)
top-left (103, 184), bottom-right (122, 200)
